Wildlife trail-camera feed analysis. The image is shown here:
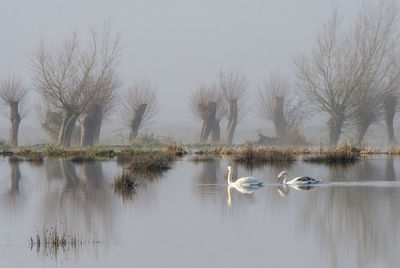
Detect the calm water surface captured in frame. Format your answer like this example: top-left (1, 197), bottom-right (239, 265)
top-left (1, 157), bottom-right (400, 268)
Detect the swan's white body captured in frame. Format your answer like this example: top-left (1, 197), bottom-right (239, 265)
top-left (225, 166), bottom-right (263, 206)
top-left (277, 171), bottom-right (320, 185)
top-left (226, 166), bottom-right (263, 187)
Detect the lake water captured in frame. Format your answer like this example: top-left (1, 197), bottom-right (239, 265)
top-left (1, 156), bottom-right (400, 268)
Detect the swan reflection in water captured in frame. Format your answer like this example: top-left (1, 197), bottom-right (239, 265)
top-left (227, 184), bottom-right (263, 206)
top-left (277, 184), bottom-right (316, 197)
top-left (225, 165), bottom-right (263, 206)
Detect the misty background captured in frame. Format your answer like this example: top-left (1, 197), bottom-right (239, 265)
top-left (0, 0), bottom-right (390, 145)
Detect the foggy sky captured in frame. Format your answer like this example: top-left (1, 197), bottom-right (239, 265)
top-left (0, 0), bottom-right (369, 143)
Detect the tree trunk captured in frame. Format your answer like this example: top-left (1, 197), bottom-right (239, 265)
top-left (8, 101), bottom-right (21, 147)
top-left (226, 98), bottom-right (237, 145)
top-left (384, 96), bottom-right (397, 148)
top-left (129, 104), bottom-right (147, 142)
top-left (41, 123), bottom-right (59, 144)
top-left (80, 108), bottom-right (103, 146)
top-left (93, 112), bottom-right (103, 144)
top-left (199, 102), bottom-right (219, 143)
top-left (210, 118), bottom-right (220, 143)
top-left (199, 120), bottom-right (209, 142)
top-left (58, 110), bottom-right (79, 146)
top-left (327, 112), bottom-right (345, 146)
top-left (273, 97), bottom-right (286, 137)
top-left (10, 161), bottom-right (21, 193)
top-left (354, 120), bottom-right (372, 146)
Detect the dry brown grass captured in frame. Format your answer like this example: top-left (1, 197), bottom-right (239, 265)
top-left (233, 146), bottom-right (297, 164)
top-left (127, 151), bottom-right (174, 172)
top-left (304, 143), bottom-right (361, 163)
top-left (161, 143), bottom-right (187, 156)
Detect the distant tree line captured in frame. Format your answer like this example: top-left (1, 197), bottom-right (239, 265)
top-left (0, 0), bottom-right (399, 147)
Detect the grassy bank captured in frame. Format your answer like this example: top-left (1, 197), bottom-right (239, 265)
top-left (0, 142), bottom-right (393, 165)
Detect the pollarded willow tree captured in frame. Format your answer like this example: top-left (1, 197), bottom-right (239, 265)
top-left (257, 72), bottom-right (306, 143)
top-left (296, 2), bottom-right (400, 146)
top-left (0, 76), bottom-right (27, 147)
top-left (79, 29), bottom-right (121, 146)
top-left (348, 1), bottom-right (400, 146)
top-left (190, 84), bottom-right (225, 143)
top-left (218, 70), bottom-right (247, 145)
top-left (296, 11), bottom-right (375, 146)
top-left (31, 27), bottom-right (121, 146)
top-left (122, 80), bottom-right (158, 142)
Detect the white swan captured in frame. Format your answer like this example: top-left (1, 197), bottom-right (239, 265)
top-left (226, 166), bottom-right (263, 206)
top-left (277, 171), bottom-right (320, 185)
top-left (226, 166), bottom-right (263, 187)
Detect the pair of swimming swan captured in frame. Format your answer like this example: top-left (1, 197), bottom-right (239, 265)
top-left (226, 166), bottom-right (319, 205)
top-left (226, 166), bottom-right (320, 187)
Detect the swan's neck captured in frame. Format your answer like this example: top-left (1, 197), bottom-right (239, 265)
top-left (282, 174), bottom-right (288, 184)
top-left (227, 185), bottom-right (232, 206)
top-left (227, 169), bottom-right (233, 184)
top-left (277, 185), bottom-right (289, 197)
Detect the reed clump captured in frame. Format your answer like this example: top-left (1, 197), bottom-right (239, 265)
top-left (233, 146), bottom-right (297, 164)
top-left (115, 149), bottom-right (148, 164)
top-left (29, 225), bottom-right (100, 255)
top-left (70, 151), bottom-right (96, 163)
top-left (127, 151), bottom-right (174, 172)
top-left (14, 149), bottom-right (44, 164)
top-left (161, 143), bottom-right (187, 156)
top-left (304, 143), bottom-right (360, 163)
top-left (114, 172), bottom-right (139, 200)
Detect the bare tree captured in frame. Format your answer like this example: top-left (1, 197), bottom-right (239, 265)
top-left (80, 28), bottom-right (121, 146)
top-left (122, 80), bottom-right (158, 142)
top-left (31, 27), bottom-right (121, 146)
top-left (349, 1), bottom-right (400, 145)
top-left (296, 11), bottom-right (373, 146)
top-left (218, 70), bottom-right (247, 145)
top-left (296, 2), bottom-right (400, 146)
top-left (0, 76), bottom-right (27, 147)
top-left (190, 84), bottom-right (225, 143)
top-left (257, 72), bottom-right (306, 144)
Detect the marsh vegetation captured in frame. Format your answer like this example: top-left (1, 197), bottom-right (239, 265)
top-left (29, 225), bottom-right (101, 256)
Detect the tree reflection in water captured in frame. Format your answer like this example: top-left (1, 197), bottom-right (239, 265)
top-left (10, 160), bottom-right (21, 193)
top-left (1, 160), bottom-right (24, 215)
top-left (300, 158), bottom-right (400, 267)
top-left (41, 160), bottom-right (114, 246)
